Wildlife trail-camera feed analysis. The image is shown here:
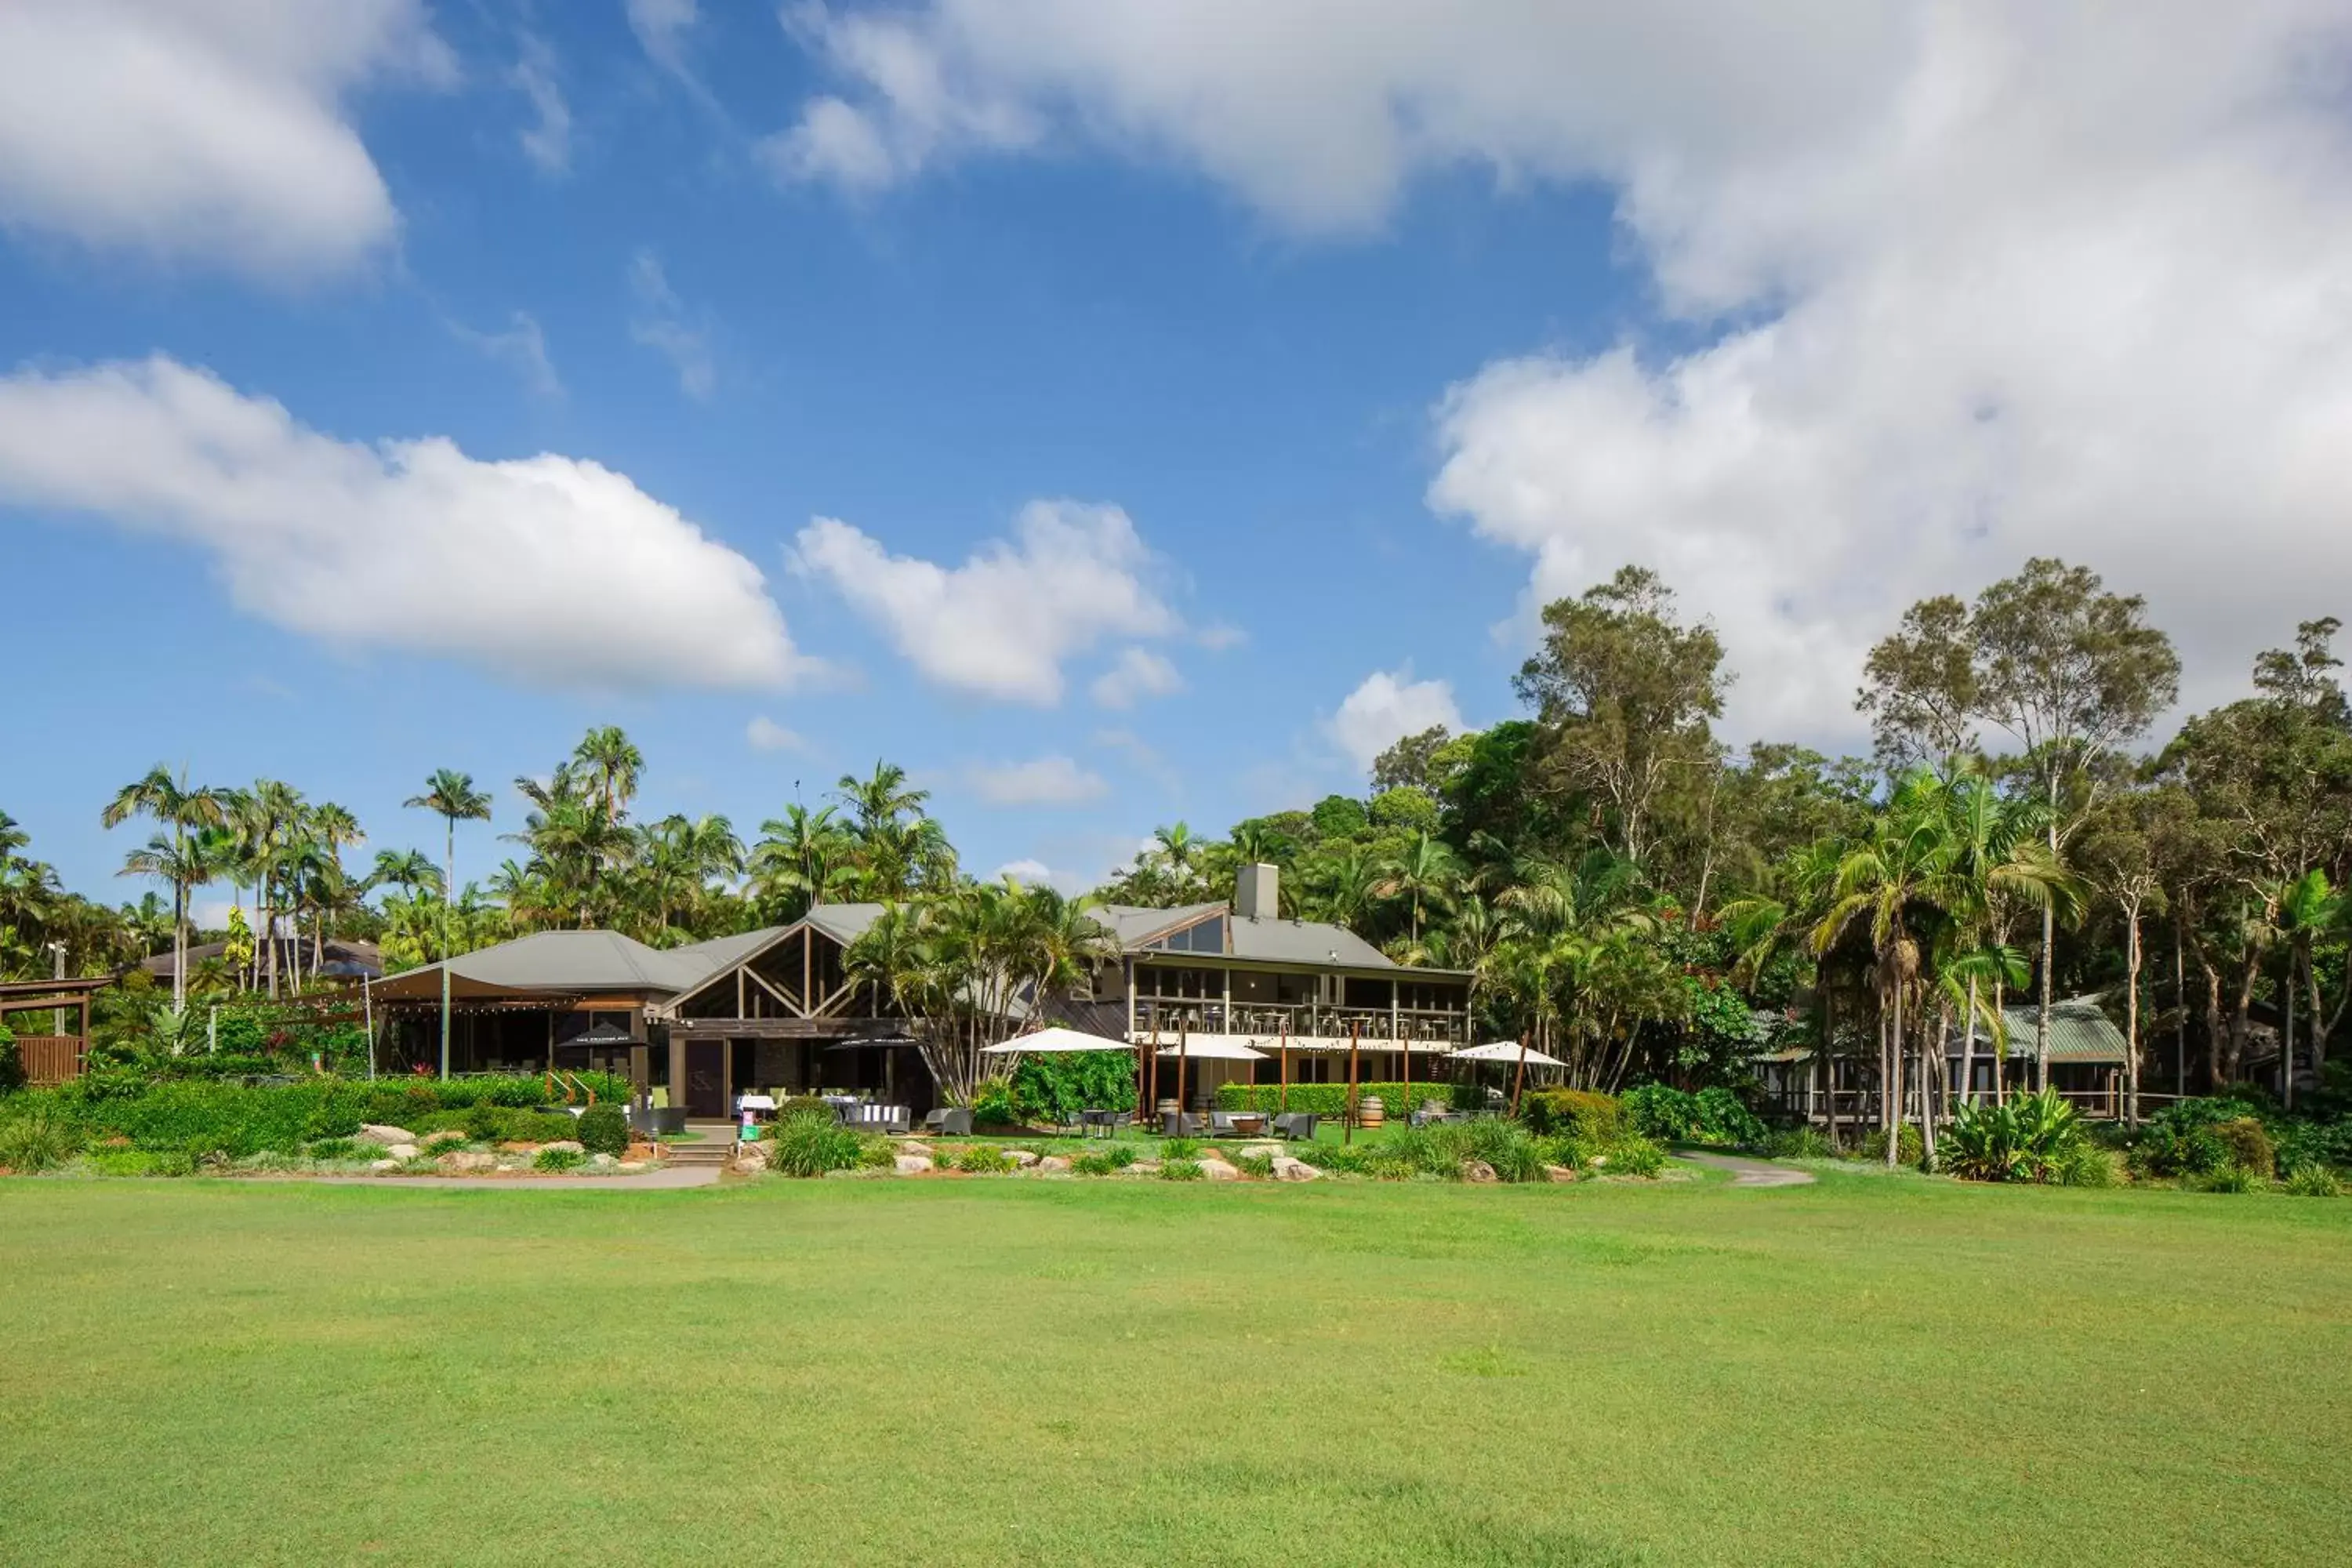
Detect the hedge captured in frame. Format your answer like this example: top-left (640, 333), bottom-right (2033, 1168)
top-left (27, 1073), bottom-right (630, 1156)
top-left (1214, 1081), bottom-right (1481, 1117)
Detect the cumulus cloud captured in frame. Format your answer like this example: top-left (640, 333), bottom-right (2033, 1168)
top-left (793, 500), bottom-right (1178, 703)
top-left (0, 0), bottom-right (454, 279)
top-left (0, 356), bottom-right (803, 691)
top-left (628, 250), bottom-right (717, 401)
top-left (1330, 670), bottom-right (1464, 774)
top-left (509, 32), bottom-right (572, 175)
top-left (1091, 646), bottom-right (1183, 709)
top-left (745, 716), bottom-right (807, 753)
top-left (767, 1), bottom-right (2352, 737)
top-left (968, 755), bottom-right (1109, 807)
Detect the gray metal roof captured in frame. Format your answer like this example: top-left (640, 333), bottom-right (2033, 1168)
top-left (1094, 902), bottom-right (1225, 947)
top-left (804, 903), bottom-right (888, 946)
top-left (376, 930), bottom-right (720, 998)
top-left (1946, 996), bottom-right (2128, 1063)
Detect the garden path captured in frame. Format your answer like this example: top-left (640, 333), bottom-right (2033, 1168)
top-left (1674, 1151), bottom-right (1816, 1188)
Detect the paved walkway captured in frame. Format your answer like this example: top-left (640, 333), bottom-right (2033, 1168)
top-left (267, 1166), bottom-right (723, 1192)
top-left (1675, 1151), bottom-right (1817, 1188)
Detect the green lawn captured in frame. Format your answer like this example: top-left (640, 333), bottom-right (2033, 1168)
top-left (3, 1168), bottom-right (2348, 1566)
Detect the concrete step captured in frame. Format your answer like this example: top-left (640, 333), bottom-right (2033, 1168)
top-left (662, 1140), bottom-right (739, 1167)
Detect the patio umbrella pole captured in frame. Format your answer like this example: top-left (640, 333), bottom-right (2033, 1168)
top-left (1177, 1025), bottom-right (1188, 1133)
top-left (1279, 1022), bottom-right (1288, 1113)
top-left (1346, 1020), bottom-right (1359, 1145)
top-left (1511, 1033), bottom-right (1530, 1117)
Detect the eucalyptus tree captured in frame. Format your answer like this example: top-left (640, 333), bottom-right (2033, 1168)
top-left (99, 765), bottom-right (228, 1008)
top-left (405, 769), bottom-right (492, 1079)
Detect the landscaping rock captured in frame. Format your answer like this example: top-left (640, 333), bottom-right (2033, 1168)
top-left (539, 1140), bottom-right (585, 1156)
top-left (1543, 1164), bottom-right (1577, 1183)
top-left (1271, 1156), bottom-right (1320, 1181)
top-left (1239, 1143), bottom-right (1283, 1160)
top-left (898, 1140), bottom-right (933, 1156)
top-left (1036, 1155), bottom-right (1072, 1174)
top-left (1004, 1149), bottom-right (1040, 1168)
top-left (894, 1154), bottom-right (935, 1174)
top-left (729, 1144), bottom-right (770, 1172)
top-left (618, 1161), bottom-right (647, 1173)
top-left (369, 1158), bottom-right (401, 1173)
top-left (385, 1143), bottom-right (419, 1160)
top-left (1198, 1158), bottom-right (1242, 1181)
top-left (1127, 1160), bottom-right (1162, 1175)
top-left (357, 1124), bottom-right (416, 1147)
top-left (437, 1150), bottom-right (498, 1174)
top-left (1461, 1160), bottom-right (1499, 1184)
top-left (589, 1152), bottom-right (619, 1170)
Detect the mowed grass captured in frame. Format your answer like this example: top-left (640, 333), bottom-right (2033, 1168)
top-left (4, 1170), bottom-right (2349, 1567)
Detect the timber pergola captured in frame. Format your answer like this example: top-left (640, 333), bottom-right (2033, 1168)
top-left (1, 975), bottom-right (111, 1085)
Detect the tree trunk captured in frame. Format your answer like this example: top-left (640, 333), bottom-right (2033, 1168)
top-left (172, 822), bottom-right (187, 1012)
top-left (1991, 975), bottom-right (2008, 1107)
top-left (2174, 924), bottom-right (2188, 1099)
top-left (2036, 896), bottom-right (2055, 1093)
top-left (2282, 948), bottom-right (2296, 1110)
top-left (2124, 906), bottom-right (2142, 1127)
top-left (1960, 975), bottom-right (1979, 1108)
top-left (440, 820), bottom-right (455, 1081)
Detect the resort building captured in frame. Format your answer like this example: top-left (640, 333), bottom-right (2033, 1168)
top-left (369, 864), bottom-right (1472, 1118)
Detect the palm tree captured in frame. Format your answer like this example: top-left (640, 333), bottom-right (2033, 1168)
top-left (750, 804), bottom-right (855, 920)
top-left (1376, 830), bottom-right (1462, 943)
top-left (237, 779), bottom-right (307, 997)
top-left (99, 765), bottom-right (227, 1009)
top-left (405, 769), bottom-right (492, 1079)
top-left (368, 848), bottom-right (442, 902)
top-left (573, 726), bottom-right (644, 826)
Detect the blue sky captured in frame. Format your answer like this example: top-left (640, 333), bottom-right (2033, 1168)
top-left (4, 2), bottom-right (2349, 908)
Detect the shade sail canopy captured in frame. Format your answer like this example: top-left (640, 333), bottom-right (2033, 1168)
top-left (1156, 1037), bottom-right (1269, 1061)
top-left (1452, 1040), bottom-right (1565, 1067)
top-left (981, 1025), bottom-right (1133, 1055)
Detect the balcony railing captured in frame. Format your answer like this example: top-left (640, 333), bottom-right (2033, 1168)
top-left (1129, 999), bottom-right (1469, 1047)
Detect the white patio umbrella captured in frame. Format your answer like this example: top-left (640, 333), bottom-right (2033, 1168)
top-left (1450, 1040), bottom-right (1565, 1067)
top-left (1452, 1040), bottom-right (1563, 1116)
top-left (1153, 1037), bottom-right (1270, 1061)
top-left (980, 1025), bottom-right (1131, 1054)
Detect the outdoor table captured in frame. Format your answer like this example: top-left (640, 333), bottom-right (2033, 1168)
top-left (1079, 1109), bottom-right (1120, 1138)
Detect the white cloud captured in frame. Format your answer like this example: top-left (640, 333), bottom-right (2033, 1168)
top-left (0, 0), bottom-right (455, 279)
top-left (793, 499), bottom-right (1178, 703)
top-left (991, 857), bottom-right (1087, 893)
top-left (0, 356), bottom-right (803, 691)
top-left (968, 756), bottom-right (1109, 807)
top-left (629, 249), bottom-right (716, 401)
top-left (1091, 646), bottom-right (1183, 709)
top-left (510, 33), bottom-right (572, 176)
top-left (1330, 670), bottom-right (1464, 774)
top-left (766, 2), bottom-right (2352, 738)
top-left (627, 0), bottom-right (700, 78)
top-left (1195, 622), bottom-right (1247, 652)
top-left (450, 310), bottom-right (563, 400)
top-left (745, 716), bottom-right (806, 753)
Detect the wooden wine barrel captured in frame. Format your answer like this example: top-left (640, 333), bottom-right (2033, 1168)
top-left (1358, 1094), bottom-right (1385, 1128)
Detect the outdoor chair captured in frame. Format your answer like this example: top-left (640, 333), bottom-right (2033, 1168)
top-left (922, 1108), bottom-right (973, 1137)
top-left (1161, 1111), bottom-right (1202, 1138)
top-left (1272, 1112), bottom-right (1316, 1142)
top-left (1210, 1111), bottom-right (1239, 1137)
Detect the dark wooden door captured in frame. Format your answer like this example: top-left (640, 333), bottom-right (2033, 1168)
top-left (684, 1040), bottom-right (727, 1119)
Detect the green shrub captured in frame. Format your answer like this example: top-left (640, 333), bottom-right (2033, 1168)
top-left (2194, 1164), bottom-right (2264, 1194)
top-left (2213, 1117), bottom-right (2275, 1178)
top-left (463, 1104), bottom-right (511, 1142)
top-left (0, 1109), bottom-right (82, 1173)
top-left (1849, 1123), bottom-right (1926, 1167)
top-left (2127, 1121), bottom-right (2228, 1181)
top-left (1589, 1136), bottom-right (1667, 1178)
top-left (767, 1109), bottom-right (863, 1178)
top-left (1215, 1082), bottom-right (1479, 1118)
top-left (534, 1146), bottom-right (586, 1172)
top-left (2283, 1162), bottom-right (2344, 1197)
top-left (1290, 1141), bottom-right (1378, 1175)
top-left (2053, 1142), bottom-right (2118, 1188)
top-left (1158, 1157), bottom-right (1204, 1181)
top-left (971, 1077), bottom-right (1019, 1127)
top-left (1767, 1126), bottom-right (1833, 1159)
top-left (1519, 1088), bottom-right (1623, 1142)
top-left (1941, 1090), bottom-right (2087, 1183)
top-left (954, 1144), bottom-right (1013, 1174)
top-left (0, 1022), bottom-right (24, 1094)
top-left (578, 1104), bottom-right (629, 1157)
top-left (305, 1137), bottom-right (363, 1162)
top-left (1072, 1151), bottom-right (1120, 1176)
top-left (1622, 1083), bottom-right (1701, 1142)
top-left (82, 1148), bottom-right (163, 1178)
top-left (1693, 1087), bottom-right (1767, 1148)
top-left (421, 1130), bottom-right (470, 1152)
top-left (856, 1138), bottom-right (898, 1170)
top-left (1163, 1136), bottom-right (1203, 1160)
top-left (775, 1096), bottom-right (830, 1123)
top-left (1011, 1051), bottom-right (1136, 1123)
top-left (1235, 1151), bottom-right (1274, 1178)
top-left (1102, 1142), bottom-right (1138, 1169)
